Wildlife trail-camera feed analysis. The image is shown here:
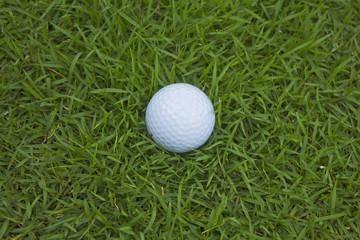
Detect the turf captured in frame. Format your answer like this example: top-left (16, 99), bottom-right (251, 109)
top-left (1, 0), bottom-right (360, 239)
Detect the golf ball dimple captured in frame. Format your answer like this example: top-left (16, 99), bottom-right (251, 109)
top-left (145, 83), bottom-right (215, 153)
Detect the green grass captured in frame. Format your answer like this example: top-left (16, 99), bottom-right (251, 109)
top-left (1, 0), bottom-right (360, 239)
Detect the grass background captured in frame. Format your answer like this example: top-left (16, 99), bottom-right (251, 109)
top-left (1, 0), bottom-right (360, 239)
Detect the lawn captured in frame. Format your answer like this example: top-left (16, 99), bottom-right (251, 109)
top-left (1, 0), bottom-right (360, 239)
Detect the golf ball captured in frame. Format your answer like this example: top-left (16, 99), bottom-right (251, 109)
top-left (145, 83), bottom-right (215, 153)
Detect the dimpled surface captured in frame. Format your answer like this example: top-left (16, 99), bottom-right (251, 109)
top-left (145, 83), bottom-right (215, 153)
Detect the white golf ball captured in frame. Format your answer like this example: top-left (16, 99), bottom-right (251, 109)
top-left (145, 83), bottom-right (215, 153)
